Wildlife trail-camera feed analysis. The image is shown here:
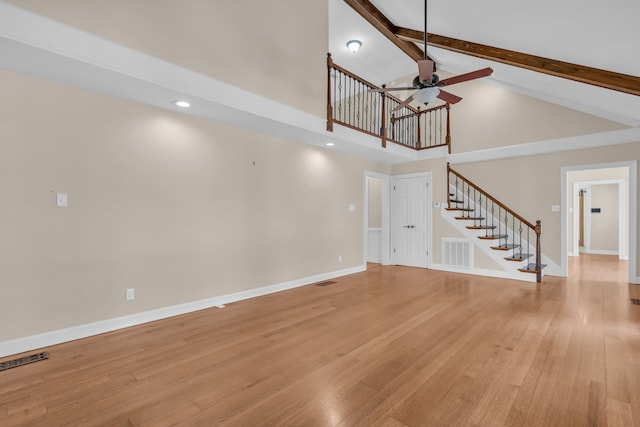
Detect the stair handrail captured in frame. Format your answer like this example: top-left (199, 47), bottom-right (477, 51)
top-left (448, 163), bottom-right (543, 282)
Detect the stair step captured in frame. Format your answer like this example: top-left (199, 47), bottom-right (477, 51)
top-left (445, 207), bottom-right (475, 212)
top-left (506, 252), bottom-right (533, 261)
top-left (466, 225), bottom-right (497, 230)
top-left (519, 263), bottom-right (547, 274)
top-left (478, 234), bottom-right (508, 240)
top-left (454, 216), bottom-right (485, 221)
top-left (491, 244), bottom-right (520, 251)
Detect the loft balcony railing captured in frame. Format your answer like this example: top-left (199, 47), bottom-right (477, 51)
top-left (326, 53), bottom-right (451, 151)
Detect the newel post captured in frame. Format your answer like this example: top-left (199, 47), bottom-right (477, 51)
top-left (535, 220), bottom-right (542, 283)
top-left (380, 85), bottom-right (387, 148)
top-left (326, 53), bottom-right (334, 132)
top-left (445, 102), bottom-right (451, 154)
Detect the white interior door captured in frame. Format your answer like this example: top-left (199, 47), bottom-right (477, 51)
top-left (392, 174), bottom-right (431, 268)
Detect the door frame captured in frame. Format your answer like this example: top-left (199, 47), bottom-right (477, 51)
top-left (390, 172), bottom-right (433, 268)
top-left (364, 171), bottom-right (390, 266)
top-left (561, 160), bottom-right (637, 283)
top-left (572, 179), bottom-right (625, 258)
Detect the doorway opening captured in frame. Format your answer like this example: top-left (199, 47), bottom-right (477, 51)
top-left (364, 172), bottom-right (390, 266)
top-left (561, 161), bottom-right (637, 284)
top-left (572, 179), bottom-right (625, 258)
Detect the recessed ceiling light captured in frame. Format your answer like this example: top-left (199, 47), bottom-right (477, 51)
top-left (326, 142), bottom-right (335, 147)
top-left (174, 100), bottom-right (190, 108)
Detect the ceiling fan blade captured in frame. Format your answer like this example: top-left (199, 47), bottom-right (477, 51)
top-left (437, 89), bottom-right (463, 104)
top-left (418, 59), bottom-right (434, 83)
top-left (393, 95), bottom-right (415, 111)
top-left (439, 67), bottom-right (493, 86)
top-left (369, 87), bottom-right (416, 93)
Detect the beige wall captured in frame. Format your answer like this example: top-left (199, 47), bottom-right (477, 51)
top-left (391, 158), bottom-right (503, 271)
top-left (8, 0), bottom-right (328, 117)
top-left (448, 82), bottom-right (628, 154)
top-left (367, 177), bottom-right (382, 228)
top-left (0, 70), bottom-right (389, 341)
top-left (590, 184), bottom-right (619, 252)
top-left (453, 142), bottom-right (639, 269)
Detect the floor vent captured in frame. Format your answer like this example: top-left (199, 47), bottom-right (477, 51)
top-left (0, 352), bottom-right (49, 371)
top-left (316, 280), bottom-right (337, 287)
top-left (631, 298), bottom-right (640, 305)
top-left (442, 238), bottom-right (473, 269)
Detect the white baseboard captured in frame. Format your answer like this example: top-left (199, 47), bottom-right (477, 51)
top-left (430, 264), bottom-right (537, 283)
top-left (586, 249), bottom-right (619, 256)
top-left (0, 265), bottom-right (366, 358)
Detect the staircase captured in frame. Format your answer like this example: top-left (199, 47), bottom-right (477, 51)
top-left (446, 164), bottom-right (545, 282)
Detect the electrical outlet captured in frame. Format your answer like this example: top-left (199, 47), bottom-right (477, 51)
top-left (126, 288), bottom-right (135, 301)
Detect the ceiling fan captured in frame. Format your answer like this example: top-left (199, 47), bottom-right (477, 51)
top-left (372, 0), bottom-right (493, 111)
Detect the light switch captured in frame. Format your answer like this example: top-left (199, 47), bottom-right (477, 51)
top-left (56, 193), bottom-right (68, 207)
top-left (434, 202), bottom-right (441, 208)
top-left (551, 205), bottom-right (560, 212)
top-left (348, 204), bottom-right (356, 212)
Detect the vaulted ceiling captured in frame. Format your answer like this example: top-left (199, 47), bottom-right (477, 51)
top-left (329, 0), bottom-right (640, 126)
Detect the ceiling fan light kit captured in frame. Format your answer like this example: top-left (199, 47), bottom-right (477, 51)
top-left (414, 87), bottom-right (440, 104)
top-left (371, 0), bottom-right (493, 111)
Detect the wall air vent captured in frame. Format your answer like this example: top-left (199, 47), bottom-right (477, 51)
top-left (442, 238), bottom-right (473, 269)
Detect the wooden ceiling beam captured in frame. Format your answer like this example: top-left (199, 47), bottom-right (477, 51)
top-left (396, 28), bottom-right (640, 96)
top-left (343, 0), bottom-right (427, 63)
top-left (342, 0), bottom-right (640, 96)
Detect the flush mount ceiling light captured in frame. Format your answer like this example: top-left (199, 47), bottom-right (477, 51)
top-left (346, 40), bottom-right (362, 54)
top-left (173, 100), bottom-right (190, 108)
top-left (325, 142), bottom-right (336, 147)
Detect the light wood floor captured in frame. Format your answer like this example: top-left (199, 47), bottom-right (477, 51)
top-left (1, 254), bottom-right (639, 426)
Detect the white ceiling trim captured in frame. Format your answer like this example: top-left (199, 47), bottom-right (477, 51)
top-left (449, 127), bottom-right (640, 165)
